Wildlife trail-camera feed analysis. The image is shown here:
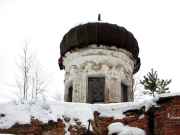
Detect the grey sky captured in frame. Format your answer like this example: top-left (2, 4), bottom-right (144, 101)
top-left (0, 0), bottom-right (180, 102)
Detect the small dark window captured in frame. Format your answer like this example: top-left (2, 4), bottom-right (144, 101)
top-left (67, 86), bottom-right (73, 102)
top-left (88, 77), bottom-right (105, 103)
top-left (112, 133), bottom-right (118, 135)
top-left (121, 83), bottom-right (128, 102)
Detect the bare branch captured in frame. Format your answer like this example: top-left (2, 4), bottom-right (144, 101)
top-left (16, 42), bottom-right (49, 102)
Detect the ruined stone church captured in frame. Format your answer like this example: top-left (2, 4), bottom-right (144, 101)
top-left (57, 21), bottom-right (180, 135)
top-left (0, 20), bottom-right (180, 135)
top-left (58, 22), bottom-right (140, 103)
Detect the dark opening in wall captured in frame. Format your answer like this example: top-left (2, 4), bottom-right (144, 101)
top-left (87, 77), bottom-right (105, 103)
top-left (148, 108), bottom-right (155, 135)
top-left (67, 86), bottom-right (73, 102)
top-left (121, 83), bottom-right (128, 102)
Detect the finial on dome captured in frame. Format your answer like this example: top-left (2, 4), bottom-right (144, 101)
top-left (98, 13), bottom-right (101, 21)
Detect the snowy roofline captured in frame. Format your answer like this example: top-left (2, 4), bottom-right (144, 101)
top-left (1, 93), bottom-right (180, 130)
top-left (0, 99), bottom-right (156, 129)
top-left (159, 92), bottom-right (180, 98)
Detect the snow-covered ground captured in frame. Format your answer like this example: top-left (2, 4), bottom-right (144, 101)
top-left (0, 98), bottom-right (156, 129)
top-left (108, 122), bottom-right (145, 135)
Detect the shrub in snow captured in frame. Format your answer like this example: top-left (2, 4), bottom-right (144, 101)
top-left (140, 69), bottom-right (171, 97)
top-left (108, 122), bottom-right (145, 135)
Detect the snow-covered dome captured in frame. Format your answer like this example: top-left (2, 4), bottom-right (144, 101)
top-left (59, 22), bottom-right (140, 73)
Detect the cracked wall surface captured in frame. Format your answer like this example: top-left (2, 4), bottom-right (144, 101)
top-left (63, 45), bottom-right (135, 103)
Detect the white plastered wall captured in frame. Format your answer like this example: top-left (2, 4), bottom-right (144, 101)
top-left (63, 45), bottom-right (135, 103)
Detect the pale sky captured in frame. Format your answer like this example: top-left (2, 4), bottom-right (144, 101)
top-left (0, 0), bottom-right (180, 102)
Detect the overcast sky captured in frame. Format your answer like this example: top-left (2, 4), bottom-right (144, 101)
top-left (0, 0), bottom-right (180, 102)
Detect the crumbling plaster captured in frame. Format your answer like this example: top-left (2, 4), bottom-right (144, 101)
top-left (63, 45), bottom-right (135, 103)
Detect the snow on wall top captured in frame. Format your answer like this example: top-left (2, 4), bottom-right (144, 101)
top-left (0, 99), bottom-right (156, 129)
top-left (108, 122), bottom-right (145, 135)
top-left (159, 92), bottom-right (180, 98)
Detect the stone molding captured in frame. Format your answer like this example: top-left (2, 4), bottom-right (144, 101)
top-left (63, 46), bottom-right (134, 103)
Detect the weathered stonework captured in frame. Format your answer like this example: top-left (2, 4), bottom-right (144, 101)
top-left (63, 45), bottom-right (135, 103)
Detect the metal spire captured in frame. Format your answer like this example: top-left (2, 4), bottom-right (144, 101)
top-left (98, 13), bottom-right (101, 21)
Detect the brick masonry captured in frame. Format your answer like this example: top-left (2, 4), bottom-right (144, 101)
top-left (154, 96), bottom-right (180, 135)
top-left (0, 96), bottom-right (180, 135)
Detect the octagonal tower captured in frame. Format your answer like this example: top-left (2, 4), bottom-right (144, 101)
top-left (59, 22), bottom-right (140, 103)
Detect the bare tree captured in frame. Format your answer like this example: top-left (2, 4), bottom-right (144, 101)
top-left (128, 77), bottom-right (140, 100)
top-left (16, 43), bottom-right (48, 102)
top-left (31, 64), bottom-right (48, 100)
top-left (16, 43), bottom-right (32, 101)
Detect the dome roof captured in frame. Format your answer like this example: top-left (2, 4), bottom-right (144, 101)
top-left (59, 22), bottom-right (140, 73)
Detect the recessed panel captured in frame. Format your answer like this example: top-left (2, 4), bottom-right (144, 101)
top-left (88, 77), bottom-right (105, 103)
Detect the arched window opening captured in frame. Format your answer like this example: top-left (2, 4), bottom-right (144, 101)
top-left (67, 86), bottom-right (73, 102)
top-left (121, 83), bottom-right (128, 102)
